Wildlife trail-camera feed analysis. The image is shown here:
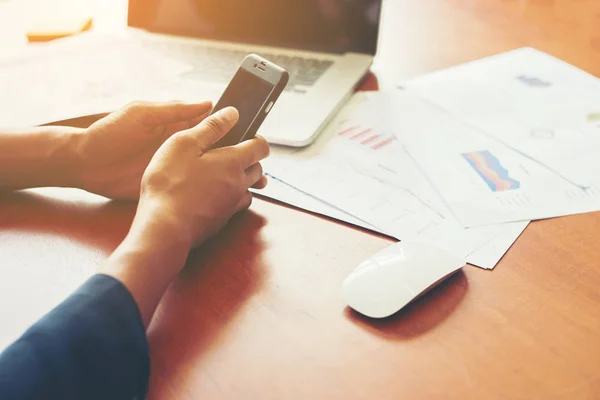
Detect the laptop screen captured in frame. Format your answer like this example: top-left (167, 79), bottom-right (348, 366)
top-left (128, 0), bottom-right (382, 55)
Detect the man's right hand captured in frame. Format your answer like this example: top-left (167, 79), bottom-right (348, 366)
top-left (101, 106), bottom-right (270, 326)
top-left (138, 106), bottom-right (270, 248)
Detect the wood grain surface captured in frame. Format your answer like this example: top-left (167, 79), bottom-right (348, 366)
top-left (1, 0), bottom-right (600, 399)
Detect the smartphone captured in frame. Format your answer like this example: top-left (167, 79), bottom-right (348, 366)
top-left (209, 54), bottom-right (289, 149)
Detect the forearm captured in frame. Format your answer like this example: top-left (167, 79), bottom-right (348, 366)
top-left (100, 199), bottom-right (192, 327)
top-left (0, 275), bottom-right (150, 399)
top-left (0, 126), bottom-right (84, 190)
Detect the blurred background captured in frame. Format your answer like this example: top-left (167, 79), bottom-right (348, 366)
top-left (1, 0), bottom-right (599, 85)
top-left (0, 0), bottom-right (127, 50)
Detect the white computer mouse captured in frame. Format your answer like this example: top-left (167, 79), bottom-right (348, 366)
top-left (342, 242), bottom-right (466, 318)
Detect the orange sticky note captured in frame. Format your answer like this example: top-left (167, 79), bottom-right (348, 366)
top-left (26, 15), bottom-right (93, 42)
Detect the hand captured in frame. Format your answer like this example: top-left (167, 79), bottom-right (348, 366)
top-left (100, 106), bottom-right (269, 326)
top-left (74, 100), bottom-right (213, 200)
top-left (137, 106), bottom-right (270, 247)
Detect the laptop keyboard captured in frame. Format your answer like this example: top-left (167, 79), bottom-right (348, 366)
top-left (142, 40), bottom-right (334, 93)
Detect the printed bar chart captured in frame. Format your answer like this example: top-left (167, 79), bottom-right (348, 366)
top-left (337, 125), bottom-right (395, 150)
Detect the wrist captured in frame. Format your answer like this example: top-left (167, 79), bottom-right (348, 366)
top-left (63, 127), bottom-right (91, 190)
top-left (47, 126), bottom-right (87, 188)
top-left (108, 225), bottom-right (190, 282)
top-left (101, 199), bottom-right (193, 326)
top-left (136, 193), bottom-right (214, 247)
top-left (131, 197), bottom-right (193, 253)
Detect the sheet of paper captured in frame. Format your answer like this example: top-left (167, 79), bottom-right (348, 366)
top-left (0, 34), bottom-right (191, 128)
top-left (466, 221), bottom-right (528, 269)
top-left (256, 174), bottom-right (527, 270)
top-left (386, 90), bottom-right (600, 227)
top-left (404, 47), bottom-right (600, 188)
top-left (263, 92), bottom-right (527, 268)
top-left (254, 176), bottom-right (380, 232)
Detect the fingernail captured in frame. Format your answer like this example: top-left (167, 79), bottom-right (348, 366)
top-left (216, 107), bottom-right (238, 122)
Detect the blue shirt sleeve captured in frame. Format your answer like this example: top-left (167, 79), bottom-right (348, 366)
top-left (0, 274), bottom-right (149, 400)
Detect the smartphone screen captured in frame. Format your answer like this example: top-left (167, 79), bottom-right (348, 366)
top-left (210, 68), bottom-right (275, 148)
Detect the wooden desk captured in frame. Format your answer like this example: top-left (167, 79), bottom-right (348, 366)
top-left (2, 0), bottom-right (600, 398)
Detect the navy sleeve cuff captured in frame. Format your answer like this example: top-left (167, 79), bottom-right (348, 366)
top-left (0, 274), bottom-right (150, 400)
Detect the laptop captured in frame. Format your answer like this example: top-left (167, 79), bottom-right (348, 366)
top-left (126, 0), bottom-right (382, 147)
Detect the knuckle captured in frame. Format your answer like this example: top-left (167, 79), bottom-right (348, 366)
top-left (171, 132), bottom-right (196, 148)
top-left (237, 156), bottom-right (250, 172)
top-left (215, 151), bottom-right (236, 172)
top-left (141, 167), bottom-right (170, 193)
top-left (229, 157), bottom-right (245, 174)
top-left (203, 116), bottom-right (224, 136)
top-left (125, 100), bottom-right (150, 113)
top-left (222, 172), bottom-right (244, 196)
top-left (256, 135), bottom-right (269, 147)
top-left (223, 149), bottom-right (245, 172)
top-left (255, 136), bottom-right (270, 157)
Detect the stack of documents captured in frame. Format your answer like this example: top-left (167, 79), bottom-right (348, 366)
top-left (260, 92), bottom-right (528, 269)
top-left (403, 48), bottom-right (600, 226)
top-left (259, 48), bottom-right (600, 269)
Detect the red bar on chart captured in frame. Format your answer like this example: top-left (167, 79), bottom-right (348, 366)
top-left (337, 126), bottom-right (359, 136)
top-left (361, 134), bottom-right (381, 145)
top-left (371, 137), bottom-right (394, 150)
top-left (350, 128), bottom-right (373, 140)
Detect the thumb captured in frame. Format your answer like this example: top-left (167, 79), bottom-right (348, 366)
top-left (192, 107), bottom-right (239, 151)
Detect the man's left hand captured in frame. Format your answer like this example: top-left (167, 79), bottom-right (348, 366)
top-left (74, 100), bottom-right (212, 200)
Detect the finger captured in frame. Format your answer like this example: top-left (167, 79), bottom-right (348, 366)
top-left (189, 107), bottom-right (239, 151)
top-left (186, 112), bottom-right (211, 130)
top-left (252, 175), bottom-right (268, 190)
top-left (125, 100), bottom-right (213, 127)
top-left (245, 163), bottom-right (263, 187)
top-left (230, 135), bottom-right (270, 168)
top-left (155, 107), bottom-right (212, 142)
top-left (153, 118), bottom-right (197, 143)
top-left (236, 191), bottom-right (253, 212)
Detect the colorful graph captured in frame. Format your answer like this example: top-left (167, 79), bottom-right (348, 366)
top-left (462, 151), bottom-right (521, 192)
top-left (337, 125), bottom-right (395, 150)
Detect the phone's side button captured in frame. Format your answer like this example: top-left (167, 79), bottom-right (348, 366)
top-left (265, 101), bottom-right (274, 113)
